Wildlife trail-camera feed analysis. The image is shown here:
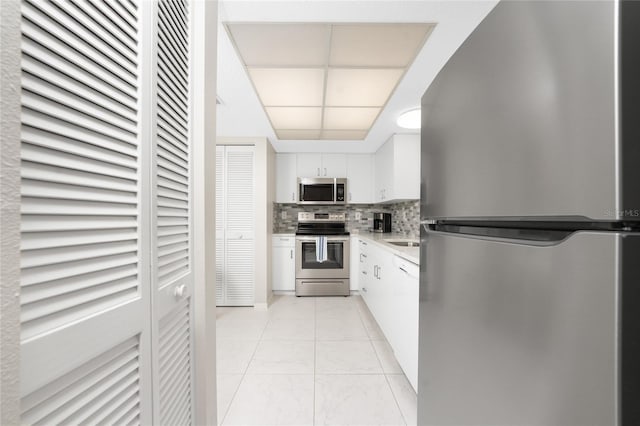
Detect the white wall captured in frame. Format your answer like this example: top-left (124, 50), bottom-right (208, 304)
top-left (266, 143), bottom-right (276, 303)
top-left (217, 137), bottom-right (276, 308)
top-left (0, 0), bottom-right (21, 423)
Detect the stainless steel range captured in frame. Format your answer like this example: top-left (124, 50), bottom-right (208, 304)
top-left (295, 212), bottom-right (350, 296)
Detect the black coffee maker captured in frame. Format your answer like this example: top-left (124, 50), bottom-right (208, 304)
top-left (372, 212), bottom-right (392, 233)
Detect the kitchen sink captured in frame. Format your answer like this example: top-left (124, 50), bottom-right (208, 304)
top-left (384, 240), bottom-right (420, 248)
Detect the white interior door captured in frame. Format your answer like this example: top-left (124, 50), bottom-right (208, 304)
top-left (19, 0), bottom-right (152, 423)
top-left (215, 146), bottom-right (226, 305)
top-left (216, 146), bottom-right (255, 306)
top-left (151, 0), bottom-right (194, 424)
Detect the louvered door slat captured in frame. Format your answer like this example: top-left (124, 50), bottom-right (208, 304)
top-left (83, 0), bottom-right (137, 43)
top-left (158, 142), bottom-right (188, 169)
top-left (158, 123), bottom-right (188, 155)
top-left (52, 0), bottom-right (138, 66)
top-left (22, 39), bottom-right (137, 111)
top-left (22, 5), bottom-right (137, 98)
top-left (152, 0), bottom-right (193, 423)
top-left (23, 73), bottom-right (137, 134)
top-left (67, 0), bottom-right (137, 55)
top-left (22, 94), bottom-right (137, 147)
top-left (24, 1), bottom-right (137, 83)
top-left (22, 162), bottom-right (137, 193)
top-left (20, 24), bottom-right (136, 109)
top-left (39, 360), bottom-right (139, 425)
top-left (21, 264), bottom-right (138, 305)
top-left (225, 149), bottom-right (254, 235)
top-left (158, 3), bottom-right (188, 59)
top-left (158, 302), bottom-right (192, 425)
top-left (22, 56), bottom-right (137, 124)
top-left (158, 225), bottom-right (189, 237)
top-left (157, 67), bottom-right (188, 113)
top-left (158, 25), bottom-right (188, 77)
top-left (158, 98), bottom-right (188, 134)
top-left (22, 215), bottom-right (138, 233)
top-left (21, 337), bottom-right (142, 425)
top-left (21, 141), bottom-right (137, 180)
top-left (160, 0), bottom-right (188, 46)
top-left (21, 228), bottom-right (137, 251)
top-left (225, 239), bottom-right (254, 305)
top-left (79, 382), bottom-right (139, 425)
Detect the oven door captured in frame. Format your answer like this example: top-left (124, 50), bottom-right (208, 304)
top-left (295, 236), bottom-right (350, 279)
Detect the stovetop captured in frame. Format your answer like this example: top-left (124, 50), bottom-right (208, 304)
top-left (296, 212), bottom-right (349, 236)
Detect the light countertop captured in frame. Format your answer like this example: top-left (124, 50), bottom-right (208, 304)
top-left (351, 230), bottom-right (420, 265)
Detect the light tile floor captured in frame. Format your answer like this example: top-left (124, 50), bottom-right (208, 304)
top-left (216, 294), bottom-right (417, 425)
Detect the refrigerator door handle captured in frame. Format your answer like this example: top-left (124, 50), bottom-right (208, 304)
top-left (423, 223), bottom-right (574, 247)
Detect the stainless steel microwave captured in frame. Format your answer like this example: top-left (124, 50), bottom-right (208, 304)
top-left (297, 178), bottom-right (347, 205)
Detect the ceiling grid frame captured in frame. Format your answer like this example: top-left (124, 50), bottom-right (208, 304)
top-left (224, 22), bottom-right (435, 141)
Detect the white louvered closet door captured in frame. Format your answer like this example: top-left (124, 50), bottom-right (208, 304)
top-left (20, 0), bottom-right (152, 424)
top-left (216, 146), bottom-right (255, 306)
top-left (151, 0), bottom-right (194, 424)
top-left (215, 146), bottom-right (226, 305)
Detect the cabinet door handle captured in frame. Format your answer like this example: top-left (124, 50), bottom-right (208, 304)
top-left (349, 192), bottom-right (352, 201)
top-left (292, 192), bottom-right (295, 201)
top-left (373, 265), bottom-right (378, 278)
top-left (290, 249), bottom-right (293, 259)
top-left (378, 267), bottom-right (382, 280)
top-left (324, 167), bottom-right (327, 176)
top-left (362, 287), bottom-right (367, 292)
top-left (317, 167), bottom-right (320, 176)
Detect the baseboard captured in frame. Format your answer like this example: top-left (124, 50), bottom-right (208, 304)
top-left (253, 303), bottom-right (268, 311)
top-left (272, 290), bottom-right (295, 296)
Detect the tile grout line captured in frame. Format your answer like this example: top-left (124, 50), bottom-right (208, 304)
top-left (358, 297), bottom-right (409, 426)
top-left (219, 313), bottom-right (269, 425)
top-left (313, 297), bottom-right (317, 426)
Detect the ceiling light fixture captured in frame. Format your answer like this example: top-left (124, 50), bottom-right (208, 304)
top-left (396, 108), bottom-right (421, 130)
top-left (225, 23), bottom-right (434, 140)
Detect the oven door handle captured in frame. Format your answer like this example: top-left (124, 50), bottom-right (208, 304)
top-left (296, 237), bottom-right (349, 242)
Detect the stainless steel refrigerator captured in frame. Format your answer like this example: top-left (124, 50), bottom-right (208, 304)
top-left (418, 1), bottom-right (640, 425)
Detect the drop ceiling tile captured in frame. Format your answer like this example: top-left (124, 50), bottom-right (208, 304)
top-left (325, 68), bottom-right (405, 107)
top-left (329, 23), bottom-right (434, 67)
top-left (320, 130), bottom-right (369, 140)
top-left (266, 107), bottom-right (322, 129)
top-left (323, 107), bottom-right (380, 130)
top-left (226, 23), bottom-right (329, 67)
top-left (276, 130), bottom-right (322, 140)
top-left (249, 68), bottom-right (324, 106)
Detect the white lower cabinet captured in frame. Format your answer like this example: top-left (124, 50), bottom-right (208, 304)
top-left (390, 256), bottom-right (419, 392)
top-left (272, 235), bottom-right (295, 291)
top-left (355, 238), bottom-right (419, 391)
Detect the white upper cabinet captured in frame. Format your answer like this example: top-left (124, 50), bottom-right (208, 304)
top-left (321, 154), bottom-right (347, 177)
top-left (276, 153), bottom-right (297, 203)
top-left (374, 134), bottom-right (420, 202)
top-left (346, 154), bottom-right (374, 203)
top-left (296, 153), bottom-right (347, 177)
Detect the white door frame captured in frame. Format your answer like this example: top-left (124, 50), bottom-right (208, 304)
top-left (191, 1), bottom-right (218, 425)
top-left (0, 0), bottom-right (22, 423)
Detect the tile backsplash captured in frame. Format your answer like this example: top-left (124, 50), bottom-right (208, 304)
top-left (273, 200), bottom-right (420, 237)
